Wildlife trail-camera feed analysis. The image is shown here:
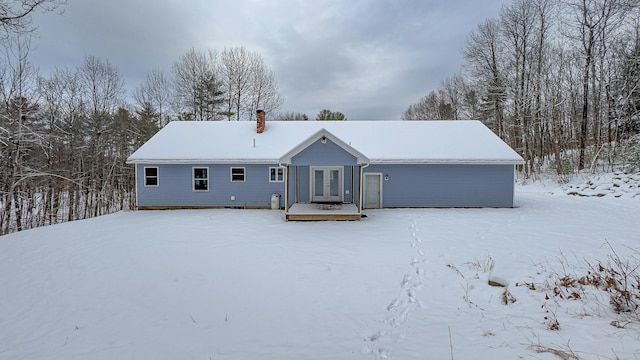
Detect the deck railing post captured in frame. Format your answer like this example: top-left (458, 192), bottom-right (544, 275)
top-left (285, 165), bottom-right (290, 213)
top-left (358, 165), bottom-right (362, 213)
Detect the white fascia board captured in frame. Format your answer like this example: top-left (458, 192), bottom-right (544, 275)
top-left (127, 158), bottom-right (524, 165)
top-left (369, 159), bottom-right (526, 165)
top-left (126, 158), bottom-right (281, 165)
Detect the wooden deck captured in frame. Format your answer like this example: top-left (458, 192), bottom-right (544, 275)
top-left (285, 203), bottom-right (361, 221)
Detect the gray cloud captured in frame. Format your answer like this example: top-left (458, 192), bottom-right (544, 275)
top-left (30, 0), bottom-right (510, 120)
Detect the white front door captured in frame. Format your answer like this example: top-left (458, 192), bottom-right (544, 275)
top-left (363, 173), bottom-right (382, 209)
top-left (310, 166), bottom-right (343, 202)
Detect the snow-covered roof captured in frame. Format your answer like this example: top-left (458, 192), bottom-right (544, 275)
top-left (126, 120), bottom-right (525, 165)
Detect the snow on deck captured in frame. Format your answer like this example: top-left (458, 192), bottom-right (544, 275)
top-left (127, 120), bottom-right (524, 164)
top-left (286, 203), bottom-right (360, 215)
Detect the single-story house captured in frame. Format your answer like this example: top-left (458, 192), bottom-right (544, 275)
top-left (126, 118), bottom-right (525, 220)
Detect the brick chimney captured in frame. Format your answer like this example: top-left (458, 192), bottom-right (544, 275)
top-left (256, 109), bottom-right (265, 134)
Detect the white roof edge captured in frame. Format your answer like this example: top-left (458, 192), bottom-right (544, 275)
top-left (126, 159), bottom-right (281, 165)
top-left (369, 159), bottom-right (525, 165)
top-left (127, 159), bottom-right (524, 165)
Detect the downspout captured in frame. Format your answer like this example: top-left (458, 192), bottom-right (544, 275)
top-left (512, 164), bottom-right (517, 208)
top-left (286, 165), bottom-right (290, 212)
top-left (351, 166), bottom-right (354, 203)
top-left (278, 160), bottom-right (289, 213)
top-left (134, 163), bottom-right (139, 209)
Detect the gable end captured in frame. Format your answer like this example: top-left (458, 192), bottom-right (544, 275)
top-left (279, 128), bottom-right (369, 165)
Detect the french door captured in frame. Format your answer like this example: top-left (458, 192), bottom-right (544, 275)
top-left (310, 166), bottom-right (343, 202)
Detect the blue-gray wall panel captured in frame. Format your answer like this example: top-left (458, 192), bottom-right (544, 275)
top-left (136, 163), bottom-right (515, 208)
top-left (292, 165), bottom-right (309, 204)
top-left (136, 163), bottom-right (285, 208)
top-left (365, 164), bottom-right (515, 207)
top-left (291, 139), bottom-right (357, 166)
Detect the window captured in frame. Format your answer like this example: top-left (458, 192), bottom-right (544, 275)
top-left (230, 167), bottom-right (245, 182)
top-left (269, 167), bottom-right (284, 182)
top-left (144, 167), bottom-right (159, 187)
top-left (193, 167), bottom-right (209, 191)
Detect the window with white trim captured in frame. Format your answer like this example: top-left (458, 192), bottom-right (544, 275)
top-left (144, 167), bottom-right (159, 187)
top-left (230, 167), bottom-right (245, 182)
top-left (193, 167), bottom-right (209, 191)
top-left (269, 167), bottom-right (284, 182)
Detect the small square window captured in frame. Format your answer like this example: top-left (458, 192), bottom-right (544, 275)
top-left (231, 167), bottom-right (245, 182)
top-left (269, 167), bottom-right (284, 182)
top-left (144, 167), bottom-right (159, 187)
top-left (193, 167), bottom-right (209, 191)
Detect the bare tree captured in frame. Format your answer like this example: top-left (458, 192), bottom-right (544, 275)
top-left (530, 0), bottom-right (555, 173)
top-left (402, 90), bottom-right (456, 120)
top-left (497, 0), bottom-right (559, 175)
top-left (274, 111), bottom-right (308, 121)
top-left (77, 55), bottom-right (126, 218)
top-left (247, 57), bottom-right (284, 118)
top-left (439, 74), bottom-right (468, 120)
top-left (220, 46), bottom-right (283, 121)
top-left (402, 91), bottom-right (436, 120)
top-left (0, 34), bottom-right (40, 233)
top-left (36, 66), bottom-right (86, 224)
top-left (0, 0), bottom-right (66, 35)
top-left (464, 18), bottom-right (507, 137)
top-left (562, 0), bottom-right (636, 169)
top-left (80, 55), bottom-right (125, 118)
top-left (220, 47), bottom-right (255, 121)
top-left (172, 48), bottom-right (223, 121)
top-left (133, 68), bottom-right (172, 126)
top-left (500, 0), bottom-right (536, 157)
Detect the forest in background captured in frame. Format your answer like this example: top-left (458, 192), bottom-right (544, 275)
top-left (2, 0), bottom-right (640, 235)
top-left (403, 0), bottom-right (640, 177)
top-left (0, 38), bottom-right (285, 234)
top-left (0, 1), bottom-right (287, 234)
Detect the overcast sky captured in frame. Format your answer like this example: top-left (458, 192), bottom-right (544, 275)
top-left (30, 0), bottom-right (511, 120)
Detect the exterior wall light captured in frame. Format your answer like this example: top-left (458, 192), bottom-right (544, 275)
top-left (321, 136), bottom-right (327, 144)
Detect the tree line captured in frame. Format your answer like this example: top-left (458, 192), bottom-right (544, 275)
top-left (403, 0), bottom-right (640, 177)
top-left (0, 24), bottom-right (284, 234)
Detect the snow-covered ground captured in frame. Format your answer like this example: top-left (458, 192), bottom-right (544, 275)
top-left (1, 174), bottom-right (639, 360)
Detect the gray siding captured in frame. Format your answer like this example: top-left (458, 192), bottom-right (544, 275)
top-left (136, 163), bottom-right (285, 208)
top-left (364, 164), bottom-right (515, 207)
top-left (291, 138), bottom-right (357, 166)
top-left (290, 165), bottom-right (309, 204)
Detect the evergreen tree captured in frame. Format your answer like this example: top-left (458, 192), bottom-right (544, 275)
top-left (315, 109), bottom-right (346, 121)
